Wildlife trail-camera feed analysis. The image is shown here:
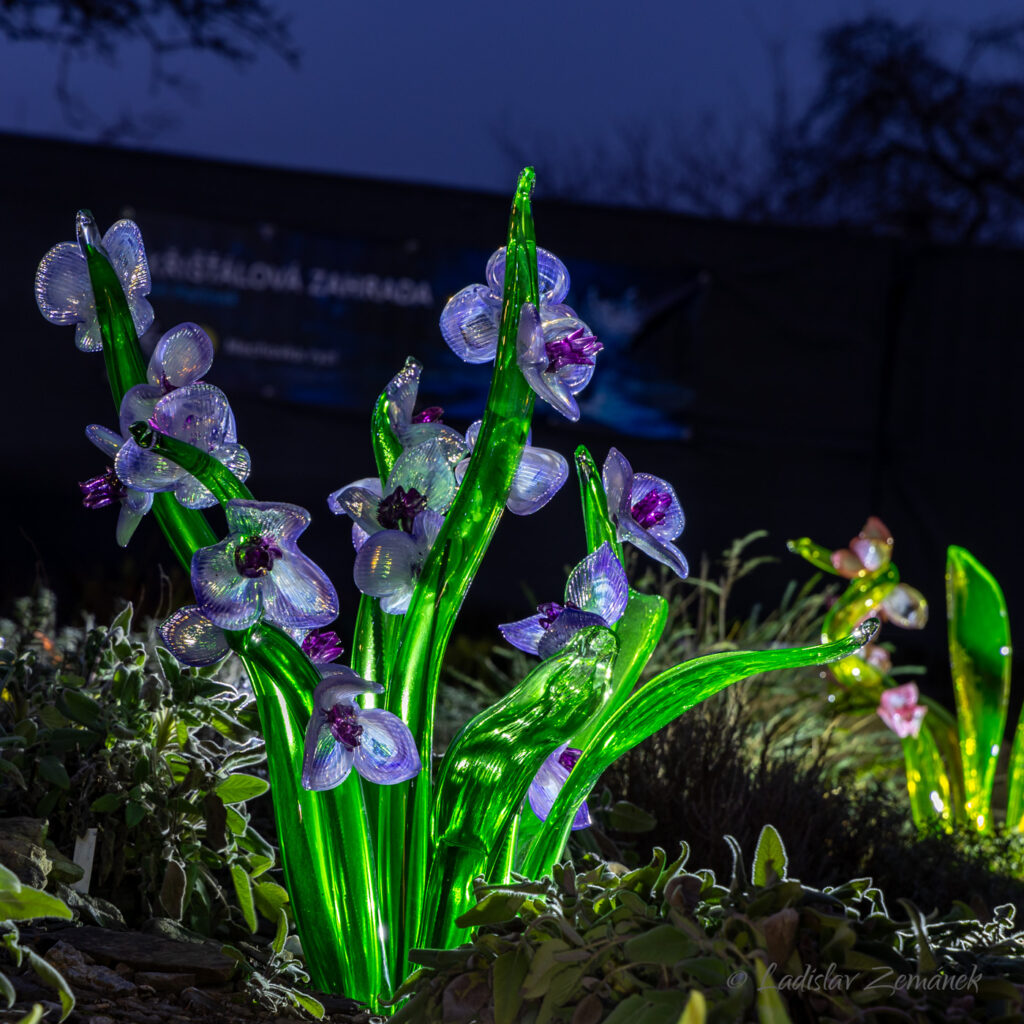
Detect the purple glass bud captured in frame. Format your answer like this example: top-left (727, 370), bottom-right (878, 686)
top-left (631, 489), bottom-right (672, 529)
top-left (79, 467), bottom-right (127, 509)
top-left (544, 326), bottom-right (602, 373)
top-left (326, 703), bottom-right (364, 750)
top-left (411, 405), bottom-right (445, 424)
top-left (234, 535), bottom-right (283, 579)
top-left (301, 629), bottom-right (345, 664)
top-left (557, 747), bottom-right (582, 772)
top-left (376, 485), bottom-right (428, 533)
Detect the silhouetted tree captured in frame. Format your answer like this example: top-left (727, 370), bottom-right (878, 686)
top-left (504, 16), bottom-right (1024, 245)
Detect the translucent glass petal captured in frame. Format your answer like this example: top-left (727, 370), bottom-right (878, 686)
top-left (115, 504), bottom-right (146, 548)
top-left (487, 246), bottom-right (569, 306)
top-left (115, 438), bottom-right (186, 492)
top-left (103, 220), bottom-right (154, 339)
top-left (260, 551), bottom-right (339, 630)
top-left (314, 671), bottom-right (383, 710)
top-left (327, 482), bottom-right (385, 536)
top-left (154, 382), bottom-right (233, 451)
top-left (508, 445), bottom-right (568, 515)
top-left (830, 548), bottom-right (863, 578)
top-left (537, 608), bottom-right (607, 659)
top-left (173, 443), bottom-right (250, 508)
top-left (353, 708), bottom-right (421, 784)
top-left (159, 605), bottom-right (230, 667)
top-left (35, 242), bottom-right (94, 338)
top-left (215, 442), bottom-right (251, 484)
top-left (119, 384), bottom-right (162, 438)
top-left (882, 584), bottom-right (929, 629)
top-left (439, 284), bottom-right (501, 364)
top-left (527, 746), bottom-right (569, 822)
top-left (385, 358), bottom-right (422, 434)
top-left (566, 543), bottom-right (628, 623)
top-left (517, 302), bottom-right (580, 421)
top-left (192, 538), bottom-right (262, 630)
top-left (352, 530), bottom-right (419, 613)
top-left (498, 614), bottom-right (547, 655)
top-left (630, 472), bottom-right (685, 542)
top-left (224, 500), bottom-right (311, 546)
top-left (410, 508), bottom-right (445, 549)
top-left (850, 535), bottom-right (891, 573)
top-left (149, 322), bottom-right (214, 388)
top-left (601, 447), bottom-right (634, 515)
top-left (301, 710), bottom-right (355, 791)
top-left (387, 438), bottom-right (459, 512)
top-left (85, 423), bottom-right (123, 459)
top-left (617, 512), bottom-right (689, 578)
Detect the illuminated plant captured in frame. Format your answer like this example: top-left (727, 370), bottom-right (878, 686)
top-left (791, 521), bottom-right (1017, 835)
top-left (35, 170), bottom-right (874, 1005)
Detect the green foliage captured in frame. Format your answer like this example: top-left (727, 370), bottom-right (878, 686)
top-left (222, 928), bottom-right (326, 1020)
top-left (1, 862), bottom-right (75, 1021)
top-left (0, 591), bottom-right (278, 937)
top-left (391, 836), bottom-right (1024, 1023)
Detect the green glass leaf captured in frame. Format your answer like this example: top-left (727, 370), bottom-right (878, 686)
top-left (215, 774), bottom-right (270, 804)
top-left (575, 445), bottom-right (622, 560)
top-left (423, 626), bottom-right (617, 952)
top-left (786, 536), bottom-right (841, 575)
top-left (947, 546), bottom-right (1012, 831)
top-left (522, 621), bottom-right (880, 879)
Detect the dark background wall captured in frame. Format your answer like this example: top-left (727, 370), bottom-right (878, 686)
top-left (2, 133), bottom-right (1021, 706)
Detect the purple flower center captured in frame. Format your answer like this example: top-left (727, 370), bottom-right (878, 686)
top-left (377, 485), bottom-right (428, 533)
top-left (631, 489), bottom-right (671, 529)
top-left (234, 535), bottom-right (283, 578)
top-left (544, 327), bottom-right (603, 374)
top-left (537, 601), bottom-right (565, 629)
top-left (301, 629), bottom-right (345, 664)
top-left (412, 405), bottom-right (444, 424)
top-left (79, 467), bottom-right (127, 509)
top-left (558, 747), bottom-right (582, 771)
top-left (326, 703), bottom-right (363, 750)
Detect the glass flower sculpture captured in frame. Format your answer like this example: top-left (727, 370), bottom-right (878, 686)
top-left (37, 171), bottom-right (877, 1007)
top-left (877, 682), bottom-right (927, 738)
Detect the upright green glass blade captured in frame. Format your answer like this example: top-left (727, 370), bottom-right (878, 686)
top-left (901, 722), bottom-right (955, 831)
top-left (521, 621), bottom-right (880, 879)
top-left (424, 626), bottom-right (616, 951)
top-left (377, 168), bottom-right (540, 978)
top-left (575, 445), bottom-right (623, 561)
top-left (947, 546), bottom-right (1011, 831)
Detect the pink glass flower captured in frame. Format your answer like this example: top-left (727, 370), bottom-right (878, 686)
top-left (877, 683), bottom-right (927, 739)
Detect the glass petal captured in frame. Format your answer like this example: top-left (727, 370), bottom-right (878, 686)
top-left (327, 481), bottom-right (385, 536)
top-left (630, 472), bottom-right (684, 542)
top-left (486, 246), bottom-right (570, 306)
top-left (830, 548), bottom-right (864, 578)
top-left (565, 542), bottom-right (628, 623)
top-left (149, 322), bottom-right (214, 388)
top-left (115, 503), bottom-right (146, 548)
top-left (118, 384), bottom-right (163, 438)
top-left (882, 584), bottom-right (929, 630)
top-left (159, 605), bottom-right (230, 667)
top-left (260, 550), bottom-right (339, 630)
top-left (103, 220), bottom-right (154, 339)
top-left (498, 614), bottom-right (548, 656)
top-left (192, 538), bottom-right (261, 630)
top-left (850, 535), bottom-right (891, 573)
top-left (527, 745), bottom-right (570, 823)
top-left (508, 445), bottom-right (568, 516)
top-left (387, 438), bottom-right (459, 511)
top-left (115, 438), bottom-right (186, 492)
top-left (602, 447), bottom-right (635, 516)
top-left (439, 284), bottom-right (501, 364)
top-left (517, 302), bottom-right (580, 421)
top-left (617, 513), bottom-right (689, 579)
top-left (154, 382), bottom-right (233, 451)
top-left (85, 423), bottom-right (123, 459)
top-left (301, 710), bottom-right (355, 791)
top-left (313, 670), bottom-right (384, 710)
top-left (352, 530), bottom-right (419, 614)
top-left (35, 242), bottom-right (94, 337)
top-left (215, 442), bottom-right (251, 484)
top-left (353, 708), bottom-right (421, 784)
top-left (537, 608), bottom-right (608, 659)
top-left (224, 500), bottom-right (311, 546)
top-left (385, 357), bottom-right (422, 433)
top-left (410, 508), bottom-right (445, 549)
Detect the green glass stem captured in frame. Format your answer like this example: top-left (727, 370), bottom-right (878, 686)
top-left (378, 168), bottom-right (540, 978)
top-left (425, 627), bottom-right (617, 951)
top-left (522, 621), bottom-right (880, 879)
top-left (946, 546), bottom-right (1012, 832)
top-left (230, 626), bottom-right (387, 1003)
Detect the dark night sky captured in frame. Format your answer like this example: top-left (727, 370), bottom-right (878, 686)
top-left (1, 0), bottom-right (1019, 194)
